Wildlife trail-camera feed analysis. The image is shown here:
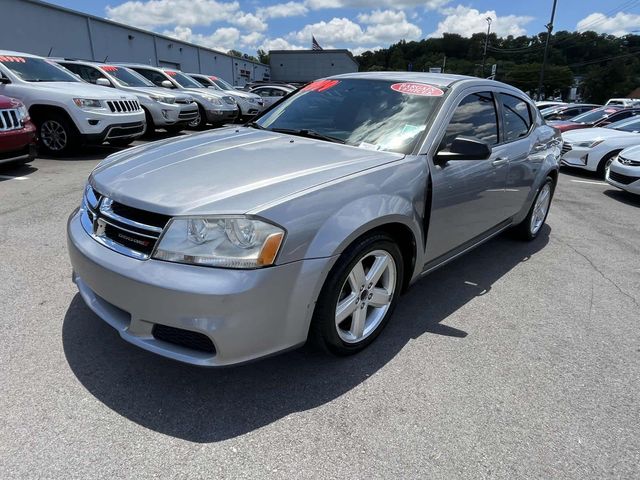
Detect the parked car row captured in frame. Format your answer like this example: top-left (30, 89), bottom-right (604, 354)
top-left (0, 49), bottom-right (294, 159)
top-left (551, 103), bottom-right (640, 195)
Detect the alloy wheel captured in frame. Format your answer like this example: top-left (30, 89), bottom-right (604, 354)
top-left (335, 249), bottom-right (397, 343)
top-left (530, 183), bottom-right (552, 235)
top-left (188, 111), bottom-right (201, 128)
top-left (40, 120), bottom-right (68, 151)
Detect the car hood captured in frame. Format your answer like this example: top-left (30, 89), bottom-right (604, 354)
top-left (180, 87), bottom-right (225, 99)
top-left (90, 127), bottom-right (404, 215)
top-left (29, 81), bottom-right (137, 100)
top-left (563, 127), bottom-right (636, 142)
top-left (226, 89), bottom-right (260, 100)
top-left (0, 95), bottom-right (21, 109)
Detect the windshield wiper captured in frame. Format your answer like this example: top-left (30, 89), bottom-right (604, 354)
top-left (271, 128), bottom-right (345, 144)
top-left (245, 121), bottom-right (266, 130)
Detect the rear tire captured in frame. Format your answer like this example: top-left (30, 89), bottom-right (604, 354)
top-left (35, 114), bottom-right (76, 156)
top-left (511, 176), bottom-right (555, 241)
top-left (309, 234), bottom-right (404, 356)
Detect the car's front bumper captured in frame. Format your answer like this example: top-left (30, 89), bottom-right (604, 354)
top-left (204, 106), bottom-right (238, 124)
top-left (606, 159), bottom-right (640, 194)
top-left (145, 101), bottom-right (182, 127)
top-left (83, 121), bottom-right (146, 143)
top-left (67, 209), bottom-right (335, 367)
top-left (559, 144), bottom-right (599, 171)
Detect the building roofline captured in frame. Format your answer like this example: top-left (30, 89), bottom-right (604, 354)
top-left (269, 49), bottom-right (359, 65)
top-left (22, 0), bottom-right (268, 68)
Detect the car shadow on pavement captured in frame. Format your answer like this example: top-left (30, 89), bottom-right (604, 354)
top-left (62, 225), bottom-right (550, 443)
top-left (0, 162), bottom-right (37, 181)
top-left (603, 189), bottom-right (640, 207)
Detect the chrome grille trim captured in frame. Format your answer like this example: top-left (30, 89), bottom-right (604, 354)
top-left (0, 109), bottom-right (22, 131)
top-left (106, 100), bottom-right (141, 113)
top-left (81, 186), bottom-right (166, 259)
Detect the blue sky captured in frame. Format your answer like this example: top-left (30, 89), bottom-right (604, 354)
top-left (47, 0), bottom-right (640, 55)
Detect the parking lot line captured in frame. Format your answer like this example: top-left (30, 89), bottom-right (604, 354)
top-left (570, 179), bottom-right (607, 186)
top-left (0, 175), bottom-right (29, 181)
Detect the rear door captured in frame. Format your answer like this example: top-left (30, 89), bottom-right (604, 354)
top-left (497, 92), bottom-right (539, 218)
top-left (425, 90), bottom-right (509, 263)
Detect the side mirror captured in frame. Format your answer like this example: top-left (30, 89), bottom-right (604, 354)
top-left (435, 136), bottom-right (492, 163)
top-left (95, 78), bottom-right (112, 87)
top-left (161, 80), bottom-right (174, 89)
top-left (0, 76), bottom-right (10, 84)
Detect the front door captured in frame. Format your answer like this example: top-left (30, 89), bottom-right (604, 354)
top-left (425, 91), bottom-right (509, 263)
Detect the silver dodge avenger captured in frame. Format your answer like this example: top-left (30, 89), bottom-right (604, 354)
top-left (67, 72), bottom-right (561, 366)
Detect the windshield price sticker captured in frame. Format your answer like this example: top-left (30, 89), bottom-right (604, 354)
top-left (101, 66), bottom-right (119, 72)
top-left (390, 83), bottom-right (444, 97)
top-left (302, 79), bottom-right (340, 92)
top-left (165, 70), bottom-right (177, 76)
top-left (0, 56), bottom-right (26, 63)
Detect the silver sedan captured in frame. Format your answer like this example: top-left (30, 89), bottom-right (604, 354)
top-left (67, 72), bottom-right (561, 366)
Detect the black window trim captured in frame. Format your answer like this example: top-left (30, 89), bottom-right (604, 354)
top-left (496, 92), bottom-right (535, 145)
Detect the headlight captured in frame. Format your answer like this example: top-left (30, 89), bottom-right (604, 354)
top-left (16, 105), bottom-right (29, 122)
top-left (153, 216), bottom-right (285, 269)
top-left (149, 95), bottom-right (175, 104)
top-left (573, 139), bottom-right (604, 148)
top-left (73, 98), bottom-right (104, 110)
top-left (202, 95), bottom-right (222, 105)
top-left (247, 98), bottom-right (256, 104)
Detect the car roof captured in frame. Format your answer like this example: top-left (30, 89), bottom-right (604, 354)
top-left (0, 50), bottom-right (42, 58)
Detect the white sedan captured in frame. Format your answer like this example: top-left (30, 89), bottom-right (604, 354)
top-left (560, 117), bottom-right (640, 177)
top-left (606, 145), bottom-right (640, 194)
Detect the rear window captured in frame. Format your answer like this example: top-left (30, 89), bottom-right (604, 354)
top-left (571, 107), bottom-right (620, 124)
top-left (501, 94), bottom-right (532, 141)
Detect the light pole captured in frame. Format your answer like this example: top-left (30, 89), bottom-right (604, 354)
top-left (481, 17), bottom-right (492, 77)
top-left (537, 0), bottom-right (558, 100)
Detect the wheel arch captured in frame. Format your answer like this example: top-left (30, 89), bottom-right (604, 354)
top-left (28, 104), bottom-right (79, 134)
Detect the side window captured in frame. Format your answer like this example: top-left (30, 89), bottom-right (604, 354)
top-left (442, 92), bottom-right (499, 148)
top-left (255, 88), bottom-right (271, 97)
top-left (272, 89), bottom-right (286, 97)
top-left (135, 69), bottom-right (166, 87)
top-left (501, 93), bottom-right (532, 142)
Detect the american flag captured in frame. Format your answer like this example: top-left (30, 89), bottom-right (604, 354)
top-left (312, 35), bottom-right (323, 51)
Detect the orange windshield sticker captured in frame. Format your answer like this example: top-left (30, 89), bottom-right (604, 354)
top-left (302, 79), bottom-right (339, 92)
top-left (165, 70), bottom-right (177, 76)
top-left (0, 56), bottom-right (26, 63)
top-left (101, 66), bottom-right (119, 72)
top-left (390, 83), bottom-right (444, 97)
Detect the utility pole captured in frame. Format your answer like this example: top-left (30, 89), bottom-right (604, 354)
top-left (537, 0), bottom-right (558, 100)
top-left (481, 17), bottom-right (492, 77)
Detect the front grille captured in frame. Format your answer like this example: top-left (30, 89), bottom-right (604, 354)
top-left (561, 143), bottom-right (572, 155)
top-left (0, 109), bottom-right (22, 131)
top-left (618, 155), bottom-right (640, 166)
top-left (106, 100), bottom-right (141, 113)
top-left (82, 186), bottom-right (171, 259)
top-left (105, 122), bottom-right (145, 139)
top-left (175, 98), bottom-right (192, 104)
top-left (152, 324), bottom-right (216, 354)
top-left (178, 110), bottom-right (198, 120)
top-left (609, 170), bottom-right (638, 185)
top-left (223, 96), bottom-right (236, 105)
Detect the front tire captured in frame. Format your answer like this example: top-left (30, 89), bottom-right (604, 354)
top-left (188, 104), bottom-right (207, 130)
top-left (597, 152), bottom-right (618, 178)
top-left (512, 176), bottom-right (555, 241)
top-left (309, 234), bottom-right (404, 355)
top-left (36, 114), bottom-right (76, 156)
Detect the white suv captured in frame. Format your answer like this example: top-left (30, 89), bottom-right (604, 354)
top-left (0, 51), bottom-right (145, 155)
top-left (188, 73), bottom-right (264, 119)
top-left (54, 60), bottom-right (198, 135)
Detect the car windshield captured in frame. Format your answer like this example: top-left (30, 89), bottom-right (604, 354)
top-left (253, 79), bottom-right (446, 154)
top-left (211, 77), bottom-right (234, 90)
top-left (102, 66), bottom-right (154, 87)
top-left (605, 117), bottom-right (640, 132)
top-left (571, 107), bottom-right (620, 123)
top-left (166, 71), bottom-right (203, 88)
top-left (0, 55), bottom-right (79, 82)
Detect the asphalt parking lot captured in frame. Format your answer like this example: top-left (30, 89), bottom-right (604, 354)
top-left (1, 137), bottom-right (639, 479)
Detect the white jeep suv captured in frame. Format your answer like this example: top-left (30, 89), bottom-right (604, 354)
top-left (54, 60), bottom-right (198, 136)
top-left (0, 51), bottom-right (145, 154)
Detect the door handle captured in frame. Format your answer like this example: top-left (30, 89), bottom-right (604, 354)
top-left (492, 157), bottom-right (508, 167)
top-left (533, 144), bottom-right (547, 151)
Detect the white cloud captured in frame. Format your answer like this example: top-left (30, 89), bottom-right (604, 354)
top-left (290, 12), bottom-right (421, 46)
top-left (350, 45), bottom-right (384, 56)
top-left (430, 5), bottom-right (533, 38)
top-left (577, 12), bottom-right (640, 36)
top-left (260, 37), bottom-right (305, 51)
top-left (257, 2), bottom-right (309, 19)
top-left (162, 25), bottom-right (240, 51)
top-left (305, 0), bottom-right (449, 10)
top-left (106, 0), bottom-right (240, 29)
top-left (230, 12), bottom-right (267, 32)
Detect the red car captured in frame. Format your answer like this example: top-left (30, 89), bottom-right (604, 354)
top-left (0, 94), bottom-right (36, 167)
top-left (549, 106), bottom-right (640, 132)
